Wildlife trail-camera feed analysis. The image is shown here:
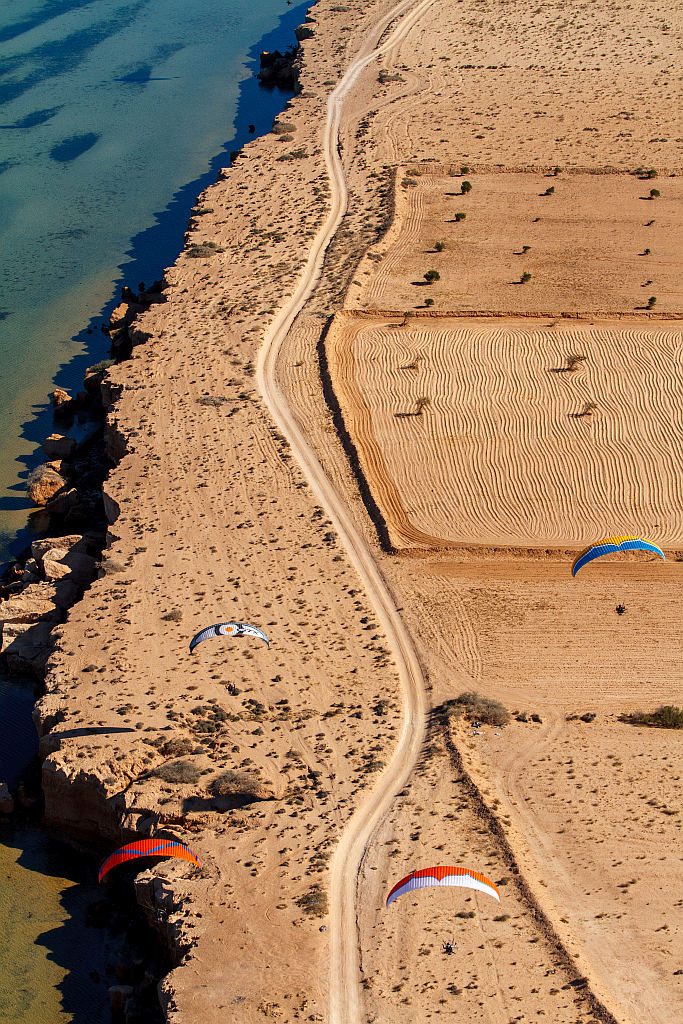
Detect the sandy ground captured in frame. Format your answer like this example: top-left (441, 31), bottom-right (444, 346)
top-left (352, 170), bottom-right (683, 314)
top-left (35, 0), bottom-right (683, 1022)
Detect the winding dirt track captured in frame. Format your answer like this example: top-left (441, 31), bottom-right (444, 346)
top-left (257, 2), bottom-right (436, 1020)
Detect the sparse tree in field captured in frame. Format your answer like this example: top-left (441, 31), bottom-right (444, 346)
top-left (425, 297), bottom-right (434, 307)
top-left (647, 168), bottom-right (658, 179)
top-left (415, 396), bottom-right (431, 415)
top-left (648, 296), bottom-right (657, 308)
top-left (553, 165), bottom-right (563, 176)
top-left (454, 212), bottom-right (466, 222)
top-left (424, 269), bottom-right (440, 284)
top-left (461, 180), bottom-right (472, 194)
top-left (520, 270), bottom-right (532, 284)
top-left (650, 188), bottom-right (660, 198)
top-left (460, 165), bottom-right (470, 175)
top-left (522, 245), bottom-right (531, 253)
top-left (566, 354), bottom-right (587, 371)
top-left (543, 186), bottom-right (555, 196)
top-left (434, 241), bottom-right (446, 252)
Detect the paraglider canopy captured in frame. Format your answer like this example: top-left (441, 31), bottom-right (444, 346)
top-left (98, 838), bottom-right (202, 883)
top-left (572, 536), bottom-right (665, 577)
top-left (189, 621), bottom-right (269, 654)
top-left (386, 866), bottom-right (500, 907)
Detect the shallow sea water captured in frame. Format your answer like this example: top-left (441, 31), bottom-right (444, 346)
top-left (0, 0), bottom-right (307, 563)
top-left (0, 0), bottom-right (307, 1017)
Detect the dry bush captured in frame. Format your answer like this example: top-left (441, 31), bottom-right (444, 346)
top-left (453, 691), bottom-right (511, 727)
top-left (162, 609), bottom-right (183, 621)
top-left (296, 884), bottom-right (329, 917)
top-left (161, 737), bottom-right (195, 757)
top-left (209, 770), bottom-right (259, 799)
top-left (153, 760), bottom-right (200, 784)
top-left (621, 705), bottom-right (683, 729)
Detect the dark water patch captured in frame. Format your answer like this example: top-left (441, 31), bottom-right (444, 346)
top-left (48, 227), bottom-right (93, 241)
top-left (0, 309), bottom-right (11, 321)
top-left (0, 0), bottom-right (101, 45)
top-left (0, 674), bottom-right (38, 787)
top-left (0, 106), bottom-right (62, 129)
top-left (0, 825), bottom-right (171, 1023)
top-left (50, 134), bottom-right (100, 162)
top-left (0, 159), bottom-right (18, 174)
top-left (0, 4), bottom-right (146, 106)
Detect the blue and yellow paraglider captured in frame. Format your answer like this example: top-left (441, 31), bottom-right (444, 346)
top-left (572, 536), bottom-right (665, 577)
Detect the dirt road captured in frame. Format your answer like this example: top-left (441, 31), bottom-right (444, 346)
top-left (257, 3), bottom-right (436, 1021)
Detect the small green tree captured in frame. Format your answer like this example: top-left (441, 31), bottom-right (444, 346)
top-left (424, 297), bottom-right (434, 307)
top-left (434, 241), bottom-right (446, 252)
top-left (553, 165), bottom-right (563, 176)
top-left (461, 180), bottom-right (472, 194)
top-left (648, 296), bottom-right (657, 308)
top-left (460, 165), bottom-right (470, 175)
top-left (647, 168), bottom-right (658, 179)
top-left (520, 271), bottom-right (532, 284)
top-left (543, 186), bottom-right (555, 196)
top-left (454, 212), bottom-right (466, 222)
top-left (650, 188), bottom-right (660, 198)
top-left (424, 269), bottom-right (440, 284)
top-left (522, 245), bottom-right (531, 253)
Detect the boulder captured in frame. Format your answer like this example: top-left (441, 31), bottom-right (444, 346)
top-left (2, 620), bottom-right (55, 677)
top-left (42, 434), bottom-right (76, 459)
top-left (45, 488), bottom-right (79, 517)
top-left (16, 784), bottom-right (38, 809)
top-left (108, 985), bottom-right (135, 1013)
top-left (51, 388), bottom-right (73, 414)
top-left (43, 548), bottom-right (97, 589)
top-left (0, 582), bottom-right (61, 627)
top-left (32, 535), bottom-right (86, 570)
top-left (295, 23), bottom-right (314, 39)
top-left (0, 783), bottom-right (14, 815)
top-left (27, 464), bottom-right (67, 507)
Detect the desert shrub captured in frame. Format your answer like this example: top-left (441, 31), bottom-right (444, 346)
top-left (271, 121), bottom-right (295, 135)
top-left (566, 354), bottom-right (587, 371)
top-left (520, 271), bottom-right (532, 284)
top-left (460, 165), bottom-right (470, 175)
top-left (454, 212), bottom-right (466, 222)
top-left (434, 241), bottom-right (446, 252)
top-left (415, 396), bottom-right (430, 415)
top-left (460, 180), bottom-right (472, 194)
top-left (296, 884), bottom-right (329, 917)
top-left (424, 269), bottom-right (440, 284)
top-left (543, 186), bottom-right (555, 195)
top-left (162, 609), bottom-right (183, 621)
top-left (209, 770), bottom-right (259, 798)
top-left (553, 165), bottom-right (562, 176)
top-left (401, 177), bottom-right (418, 188)
top-left (161, 737), bottom-right (194, 757)
top-left (186, 244), bottom-right (223, 258)
top-left (455, 910), bottom-right (475, 919)
top-left (424, 297), bottom-right (434, 307)
top-left (276, 148), bottom-right (308, 162)
top-left (648, 296), bottom-right (657, 308)
top-left (88, 359), bottom-right (114, 373)
top-left (196, 396), bottom-right (229, 407)
top-left (647, 168), bottom-right (658, 178)
top-left (452, 691), bottom-right (511, 727)
top-left (153, 759), bottom-right (200, 784)
top-left (650, 188), bottom-right (660, 198)
top-left (622, 705), bottom-right (683, 729)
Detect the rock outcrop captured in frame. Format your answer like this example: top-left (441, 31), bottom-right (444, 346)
top-left (42, 433), bottom-right (77, 459)
top-left (27, 464), bottom-right (67, 506)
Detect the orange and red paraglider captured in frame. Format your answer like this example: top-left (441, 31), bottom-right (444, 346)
top-left (98, 838), bottom-right (202, 883)
top-left (571, 536), bottom-right (665, 577)
top-left (386, 866), bottom-right (500, 907)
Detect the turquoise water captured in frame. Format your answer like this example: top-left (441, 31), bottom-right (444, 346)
top-left (0, 0), bottom-right (307, 1017)
top-left (0, 0), bottom-right (307, 564)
